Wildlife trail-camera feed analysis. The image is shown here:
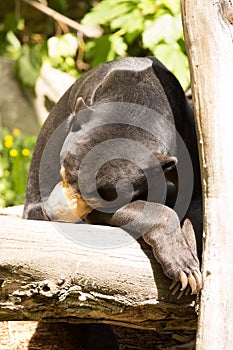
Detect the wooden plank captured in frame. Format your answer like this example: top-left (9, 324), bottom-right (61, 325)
top-left (0, 215), bottom-right (196, 330)
top-left (181, 0), bottom-right (233, 349)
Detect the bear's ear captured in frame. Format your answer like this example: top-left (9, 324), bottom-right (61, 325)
top-left (71, 97), bottom-right (94, 132)
top-left (74, 97), bottom-right (89, 113)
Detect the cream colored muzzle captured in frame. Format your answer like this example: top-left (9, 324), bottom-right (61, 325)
top-left (42, 181), bottom-right (93, 222)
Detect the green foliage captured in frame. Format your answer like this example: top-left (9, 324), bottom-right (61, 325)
top-left (0, 14), bottom-right (22, 59)
top-left (0, 128), bottom-right (36, 207)
top-left (0, 1), bottom-right (190, 90)
top-left (82, 0), bottom-right (190, 89)
top-left (0, 0), bottom-right (190, 207)
top-left (0, 13), bottom-right (79, 90)
top-left (15, 43), bottom-right (44, 90)
top-left (0, 12), bottom-right (44, 90)
top-left (85, 33), bottom-right (128, 67)
top-left (47, 33), bottom-right (79, 77)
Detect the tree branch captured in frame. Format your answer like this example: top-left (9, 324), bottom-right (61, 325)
top-left (21, 0), bottom-right (103, 38)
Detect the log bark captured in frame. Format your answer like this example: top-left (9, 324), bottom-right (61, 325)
top-left (181, 1), bottom-right (233, 349)
top-left (0, 209), bottom-right (196, 331)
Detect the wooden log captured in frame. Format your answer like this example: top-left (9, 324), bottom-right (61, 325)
top-left (181, 0), bottom-right (233, 349)
top-left (0, 212), bottom-right (197, 331)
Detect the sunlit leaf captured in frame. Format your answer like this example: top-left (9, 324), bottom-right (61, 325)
top-left (82, 0), bottom-right (139, 26)
top-left (48, 33), bottom-right (78, 59)
top-left (0, 31), bottom-right (22, 58)
top-left (152, 43), bottom-right (190, 89)
top-left (110, 9), bottom-right (143, 33)
top-left (143, 14), bottom-right (183, 48)
top-left (162, 0), bottom-right (181, 14)
top-left (109, 35), bottom-right (127, 57)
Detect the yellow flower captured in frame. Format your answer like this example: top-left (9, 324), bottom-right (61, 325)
top-left (4, 135), bottom-right (13, 148)
top-left (9, 149), bottom-right (18, 157)
top-left (13, 128), bottom-right (21, 136)
top-left (4, 135), bottom-right (13, 141)
top-left (22, 148), bottom-right (30, 156)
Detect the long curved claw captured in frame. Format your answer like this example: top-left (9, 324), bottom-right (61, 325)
top-left (193, 270), bottom-right (203, 292)
top-left (180, 271), bottom-right (189, 291)
top-left (169, 271), bottom-right (188, 297)
top-left (169, 270), bottom-right (202, 298)
top-left (176, 271), bottom-right (189, 299)
top-left (188, 273), bottom-right (197, 294)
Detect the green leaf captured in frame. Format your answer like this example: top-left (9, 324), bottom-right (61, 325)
top-left (138, 0), bottom-right (159, 15)
top-left (152, 43), bottom-right (190, 89)
top-left (85, 35), bottom-right (112, 67)
top-left (109, 35), bottom-right (128, 58)
top-left (85, 34), bottom-right (127, 67)
top-left (14, 44), bottom-right (42, 90)
top-left (125, 29), bottom-right (141, 44)
top-left (162, 0), bottom-right (181, 15)
top-left (6, 31), bottom-right (21, 50)
top-left (47, 33), bottom-right (78, 59)
top-left (81, 0), bottom-right (139, 26)
top-left (4, 31), bottom-right (21, 58)
top-left (110, 9), bottom-right (143, 33)
top-left (143, 14), bottom-right (183, 49)
top-left (139, 0), bottom-right (180, 15)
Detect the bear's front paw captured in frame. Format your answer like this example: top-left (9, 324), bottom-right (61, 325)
top-left (144, 218), bottom-right (202, 298)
